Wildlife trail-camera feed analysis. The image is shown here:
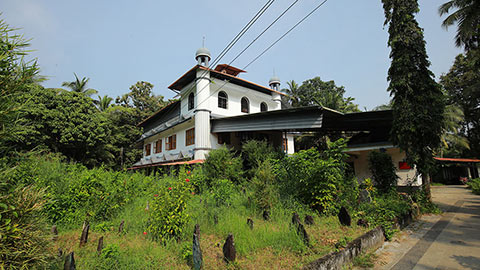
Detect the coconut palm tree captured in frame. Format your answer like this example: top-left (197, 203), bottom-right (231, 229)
top-left (96, 95), bottom-right (113, 111)
top-left (62, 73), bottom-right (98, 97)
top-left (439, 104), bottom-right (470, 157)
top-left (284, 80), bottom-right (300, 107)
top-left (438, 0), bottom-right (480, 50)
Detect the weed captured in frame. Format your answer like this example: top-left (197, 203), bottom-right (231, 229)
top-left (352, 251), bottom-right (378, 268)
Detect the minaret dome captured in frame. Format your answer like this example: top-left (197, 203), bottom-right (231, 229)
top-left (195, 47), bottom-right (211, 67)
top-left (269, 75), bottom-right (281, 91)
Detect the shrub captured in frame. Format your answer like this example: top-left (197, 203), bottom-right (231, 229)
top-left (278, 148), bottom-right (343, 214)
top-left (368, 150), bottom-right (398, 193)
top-left (357, 192), bottom-right (411, 240)
top-left (467, 178), bottom-right (480, 195)
top-left (2, 153), bottom-right (152, 226)
top-left (209, 178), bottom-right (236, 207)
top-left (0, 180), bottom-right (52, 269)
top-left (251, 159), bottom-right (279, 211)
top-left (147, 170), bottom-right (193, 242)
top-left (241, 140), bottom-right (284, 178)
top-left (411, 189), bottom-right (441, 214)
top-left (202, 147), bottom-right (243, 186)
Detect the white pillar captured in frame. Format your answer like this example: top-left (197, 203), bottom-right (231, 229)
top-left (272, 92), bottom-right (282, 110)
top-left (194, 68), bottom-right (211, 160)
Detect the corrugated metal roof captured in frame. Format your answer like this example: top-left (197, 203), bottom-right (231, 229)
top-left (211, 106), bottom-right (328, 133)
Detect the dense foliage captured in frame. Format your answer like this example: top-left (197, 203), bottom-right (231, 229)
top-left (202, 147), bottom-right (244, 186)
top-left (466, 178), bottom-right (480, 195)
top-left (440, 51), bottom-right (480, 157)
top-left (0, 177), bottom-right (52, 269)
top-left (2, 153), bottom-right (151, 227)
top-left (382, 0), bottom-right (445, 181)
top-left (283, 77), bottom-right (360, 112)
top-left (368, 151), bottom-right (398, 192)
top-left (148, 170), bottom-right (193, 242)
top-left (116, 81), bottom-right (169, 123)
top-left (276, 139), bottom-right (354, 215)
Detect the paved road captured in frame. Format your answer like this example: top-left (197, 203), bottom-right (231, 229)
top-left (374, 185), bottom-right (480, 270)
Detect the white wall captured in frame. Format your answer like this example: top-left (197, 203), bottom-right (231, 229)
top-left (347, 147), bottom-right (422, 186)
top-left (142, 119), bottom-right (195, 162)
top-left (180, 81), bottom-right (196, 120)
top-left (209, 79), bottom-right (280, 117)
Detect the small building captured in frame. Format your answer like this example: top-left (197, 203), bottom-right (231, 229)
top-left (432, 157), bottom-right (480, 184)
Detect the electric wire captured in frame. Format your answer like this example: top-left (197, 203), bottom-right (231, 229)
top-left (179, 0), bottom-right (299, 112)
top-left (189, 0), bottom-right (330, 113)
top-left (175, 0), bottom-right (276, 112)
top-left (243, 0), bottom-right (329, 70)
top-left (228, 0), bottom-right (300, 66)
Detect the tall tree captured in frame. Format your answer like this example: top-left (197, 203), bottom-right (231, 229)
top-left (104, 105), bottom-right (143, 168)
top-left (440, 52), bottom-right (480, 156)
top-left (62, 73), bottom-right (98, 97)
top-left (283, 80), bottom-right (301, 107)
top-left (382, 0), bottom-right (445, 196)
top-left (438, 0), bottom-right (480, 50)
top-left (283, 77), bottom-right (360, 113)
top-left (11, 85), bottom-right (113, 167)
top-left (438, 104), bottom-right (470, 157)
top-left (116, 81), bottom-right (168, 123)
top-left (0, 18), bottom-right (40, 156)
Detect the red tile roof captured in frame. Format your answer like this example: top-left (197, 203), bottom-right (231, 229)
top-left (434, 157), bottom-right (480, 163)
top-left (168, 65), bottom-right (287, 96)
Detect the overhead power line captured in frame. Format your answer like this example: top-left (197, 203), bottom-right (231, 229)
top-left (191, 0), bottom-right (331, 112)
top-left (181, 0), bottom-right (301, 112)
top-left (228, 0), bottom-right (300, 65)
top-left (176, 0), bottom-right (276, 112)
top-left (243, 0), bottom-right (329, 70)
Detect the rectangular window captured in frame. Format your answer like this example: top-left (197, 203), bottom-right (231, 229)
top-left (167, 134), bottom-right (176, 150)
top-left (186, 128), bottom-right (195, 146)
top-left (145, 143), bottom-right (151, 156)
top-left (155, 139), bottom-right (162, 153)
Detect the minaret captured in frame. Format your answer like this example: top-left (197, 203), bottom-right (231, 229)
top-left (269, 75), bottom-right (282, 110)
top-left (194, 46), bottom-right (212, 160)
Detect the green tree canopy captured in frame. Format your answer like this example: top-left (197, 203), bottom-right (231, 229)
top-left (104, 105), bottom-right (143, 168)
top-left (382, 0), bottom-right (445, 178)
top-left (10, 85), bottom-right (113, 166)
top-left (116, 81), bottom-right (168, 123)
top-left (282, 77), bottom-right (359, 113)
top-left (440, 51), bottom-right (480, 156)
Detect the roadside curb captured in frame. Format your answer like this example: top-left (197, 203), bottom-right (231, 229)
top-left (303, 210), bottom-right (417, 270)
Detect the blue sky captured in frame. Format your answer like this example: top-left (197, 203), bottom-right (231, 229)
top-left (2, 0), bottom-right (462, 110)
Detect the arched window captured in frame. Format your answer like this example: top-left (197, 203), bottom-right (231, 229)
top-left (260, 102), bottom-right (268, 112)
top-left (188, 92), bottom-right (194, 110)
top-left (218, 91), bottom-right (228, 109)
top-left (241, 97), bottom-right (250, 113)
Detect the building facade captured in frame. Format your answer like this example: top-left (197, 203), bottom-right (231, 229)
top-left (132, 47), bottom-right (294, 169)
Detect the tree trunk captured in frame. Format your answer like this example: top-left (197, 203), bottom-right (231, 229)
top-left (422, 174), bottom-right (431, 200)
